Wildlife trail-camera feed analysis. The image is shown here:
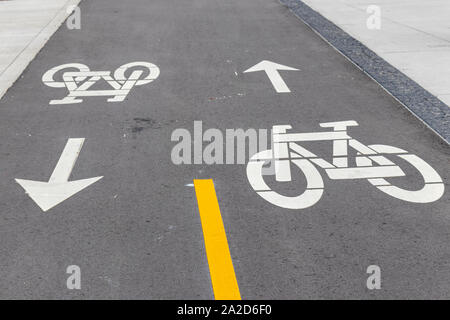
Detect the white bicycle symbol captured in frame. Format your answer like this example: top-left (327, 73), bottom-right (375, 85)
top-left (247, 120), bottom-right (445, 209)
top-left (42, 61), bottom-right (160, 104)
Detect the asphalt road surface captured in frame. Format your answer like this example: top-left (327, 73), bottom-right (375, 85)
top-left (0, 0), bottom-right (448, 299)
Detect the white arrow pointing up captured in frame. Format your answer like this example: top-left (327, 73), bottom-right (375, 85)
top-left (15, 138), bottom-right (103, 212)
top-left (244, 60), bottom-right (299, 93)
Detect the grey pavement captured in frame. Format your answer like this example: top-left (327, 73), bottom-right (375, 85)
top-left (0, 0), bottom-right (448, 299)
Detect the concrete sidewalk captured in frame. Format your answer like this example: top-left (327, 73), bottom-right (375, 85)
top-left (301, 0), bottom-right (450, 108)
top-left (0, 0), bottom-right (80, 100)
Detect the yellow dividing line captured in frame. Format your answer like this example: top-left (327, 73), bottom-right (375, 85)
top-left (193, 179), bottom-right (241, 300)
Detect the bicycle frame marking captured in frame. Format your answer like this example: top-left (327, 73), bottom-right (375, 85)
top-left (269, 121), bottom-right (405, 182)
top-left (247, 120), bottom-right (444, 209)
top-left (42, 62), bottom-right (160, 105)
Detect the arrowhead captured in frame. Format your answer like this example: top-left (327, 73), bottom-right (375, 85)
top-left (243, 60), bottom-right (299, 73)
top-left (15, 177), bottom-right (103, 212)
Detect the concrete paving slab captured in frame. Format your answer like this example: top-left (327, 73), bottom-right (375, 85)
top-left (301, 0), bottom-right (450, 107)
top-left (0, 0), bottom-right (81, 100)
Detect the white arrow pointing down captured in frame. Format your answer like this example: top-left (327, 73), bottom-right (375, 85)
top-left (16, 138), bottom-right (102, 212)
top-left (244, 60), bottom-right (299, 93)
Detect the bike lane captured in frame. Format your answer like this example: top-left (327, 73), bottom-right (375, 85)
top-left (0, 0), bottom-right (448, 299)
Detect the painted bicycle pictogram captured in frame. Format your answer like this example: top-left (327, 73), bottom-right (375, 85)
top-left (42, 61), bottom-right (160, 104)
top-left (246, 120), bottom-right (445, 209)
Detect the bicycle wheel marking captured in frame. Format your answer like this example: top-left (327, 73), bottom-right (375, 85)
top-left (193, 179), bottom-right (241, 300)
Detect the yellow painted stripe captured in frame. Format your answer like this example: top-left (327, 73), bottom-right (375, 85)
top-left (194, 179), bottom-right (241, 300)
